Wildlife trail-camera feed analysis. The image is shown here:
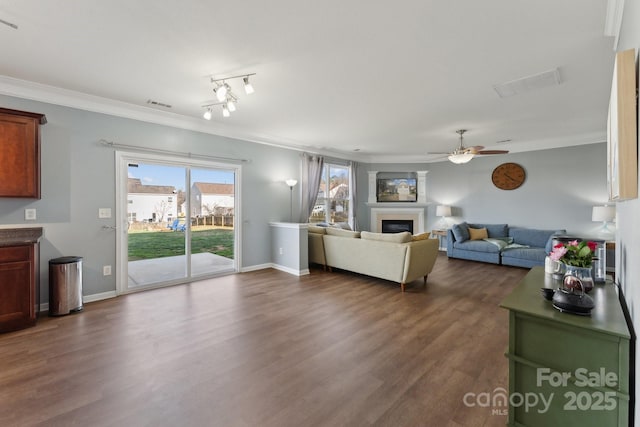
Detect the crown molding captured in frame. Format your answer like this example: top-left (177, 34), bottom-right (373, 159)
top-left (0, 75), bottom-right (366, 162)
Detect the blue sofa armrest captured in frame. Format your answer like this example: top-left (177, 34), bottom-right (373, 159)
top-left (447, 229), bottom-right (455, 254)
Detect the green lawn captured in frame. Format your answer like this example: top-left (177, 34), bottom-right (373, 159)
top-left (128, 229), bottom-right (234, 261)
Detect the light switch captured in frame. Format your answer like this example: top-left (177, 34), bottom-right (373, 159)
top-left (25, 208), bottom-right (36, 220)
top-left (98, 208), bottom-right (112, 219)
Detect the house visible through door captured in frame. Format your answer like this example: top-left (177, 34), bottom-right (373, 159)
top-left (116, 152), bottom-right (240, 293)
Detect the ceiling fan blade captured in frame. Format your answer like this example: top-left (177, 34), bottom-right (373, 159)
top-left (464, 145), bottom-right (485, 154)
top-left (477, 150), bottom-right (509, 155)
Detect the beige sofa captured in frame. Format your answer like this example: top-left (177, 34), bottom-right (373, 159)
top-left (308, 226), bottom-right (439, 292)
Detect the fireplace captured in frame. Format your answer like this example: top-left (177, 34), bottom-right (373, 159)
top-left (381, 219), bottom-right (414, 234)
top-left (370, 208), bottom-right (424, 234)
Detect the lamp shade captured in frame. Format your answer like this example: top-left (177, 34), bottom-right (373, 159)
top-left (285, 179), bottom-right (298, 187)
top-left (592, 206), bottom-right (615, 222)
top-left (436, 205), bottom-right (451, 217)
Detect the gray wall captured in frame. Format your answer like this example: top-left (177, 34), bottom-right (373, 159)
top-left (613, 2), bottom-right (640, 425)
top-left (0, 94), bottom-right (301, 303)
top-left (366, 143), bottom-right (608, 236)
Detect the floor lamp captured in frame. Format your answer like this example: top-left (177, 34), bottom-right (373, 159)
top-left (286, 179), bottom-right (298, 222)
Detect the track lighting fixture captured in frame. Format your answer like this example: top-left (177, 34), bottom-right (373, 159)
top-left (243, 76), bottom-right (254, 94)
top-left (201, 73), bottom-right (255, 120)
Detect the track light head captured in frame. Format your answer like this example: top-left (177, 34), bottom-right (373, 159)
top-left (243, 76), bottom-right (254, 94)
top-left (227, 99), bottom-right (236, 112)
top-left (215, 83), bottom-right (229, 102)
top-left (203, 108), bottom-right (212, 120)
top-left (222, 105), bottom-right (230, 117)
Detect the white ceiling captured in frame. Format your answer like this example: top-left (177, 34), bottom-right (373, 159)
top-left (0, 0), bottom-right (618, 163)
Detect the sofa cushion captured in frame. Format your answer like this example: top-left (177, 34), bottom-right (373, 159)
top-left (308, 225), bottom-right (327, 234)
top-left (468, 223), bottom-right (508, 238)
top-left (509, 228), bottom-right (559, 248)
top-left (469, 227), bottom-right (488, 240)
top-left (361, 231), bottom-right (412, 243)
top-left (412, 232), bottom-right (431, 241)
top-left (451, 222), bottom-right (470, 243)
top-left (501, 247), bottom-right (547, 263)
top-left (325, 227), bottom-right (361, 238)
top-left (453, 240), bottom-right (502, 253)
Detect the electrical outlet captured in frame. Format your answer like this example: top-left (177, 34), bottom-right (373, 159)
top-left (103, 265), bottom-right (112, 276)
top-left (25, 208), bottom-right (36, 220)
top-left (279, 247), bottom-right (283, 255)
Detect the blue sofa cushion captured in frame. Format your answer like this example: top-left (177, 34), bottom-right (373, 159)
top-left (453, 240), bottom-right (502, 253)
top-left (501, 247), bottom-right (547, 263)
top-left (508, 228), bottom-right (559, 248)
top-left (451, 222), bottom-right (470, 243)
top-left (468, 223), bottom-right (508, 238)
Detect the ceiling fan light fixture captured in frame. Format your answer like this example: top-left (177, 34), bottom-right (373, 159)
top-left (448, 153), bottom-right (475, 164)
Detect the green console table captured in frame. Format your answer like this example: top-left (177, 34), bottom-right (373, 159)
top-left (500, 267), bottom-right (631, 427)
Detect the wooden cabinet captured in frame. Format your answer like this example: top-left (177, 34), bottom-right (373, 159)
top-left (0, 107), bottom-right (47, 199)
top-left (0, 228), bottom-right (43, 333)
top-left (500, 267), bottom-right (631, 427)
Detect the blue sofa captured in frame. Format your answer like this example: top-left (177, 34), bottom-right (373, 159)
top-left (446, 222), bottom-right (565, 268)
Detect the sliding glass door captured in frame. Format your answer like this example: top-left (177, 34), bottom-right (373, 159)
top-left (116, 152), bottom-right (240, 293)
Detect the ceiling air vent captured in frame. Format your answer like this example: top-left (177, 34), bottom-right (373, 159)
top-left (146, 99), bottom-right (172, 109)
top-left (493, 68), bottom-right (561, 98)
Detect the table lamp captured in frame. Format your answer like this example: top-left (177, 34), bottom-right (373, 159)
top-left (435, 205), bottom-right (451, 230)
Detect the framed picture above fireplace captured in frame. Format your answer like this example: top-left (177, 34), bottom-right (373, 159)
top-left (376, 175), bottom-right (417, 202)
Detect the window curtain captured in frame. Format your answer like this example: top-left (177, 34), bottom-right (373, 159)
top-left (348, 161), bottom-right (358, 230)
top-left (298, 153), bottom-right (324, 222)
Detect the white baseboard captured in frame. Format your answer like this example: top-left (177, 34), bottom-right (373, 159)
top-left (271, 264), bottom-right (310, 276)
top-left (241, 263), bottom-right (272, 272)
top-left (84, 291), bottom-right (117, 303)
top-left (241, 262), bottom-right (309, 276)
top-left (39, 290), bottom-right (117, 313)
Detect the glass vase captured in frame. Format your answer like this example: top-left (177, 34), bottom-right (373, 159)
top-left (562, 264), bottom-right (594, 293)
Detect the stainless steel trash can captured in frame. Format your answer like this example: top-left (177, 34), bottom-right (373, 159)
top-left (49, 256), bottom-right (83, 316)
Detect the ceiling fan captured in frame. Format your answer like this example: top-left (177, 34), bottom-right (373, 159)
top-left (429, 129), bottom-right (509, 164)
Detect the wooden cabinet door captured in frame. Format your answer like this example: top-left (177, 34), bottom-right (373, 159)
top-left (0, 109), bottom-right (45, 198)
top-left (0, 245), bottom-right (36, 333)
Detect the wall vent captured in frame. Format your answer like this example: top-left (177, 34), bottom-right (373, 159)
top-left (146, 99), bottom-right (172, 108)
top-left (493, 68), bottom-right (561, 98)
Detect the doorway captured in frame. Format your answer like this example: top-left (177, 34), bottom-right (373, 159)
top-left (116, 152), bottom-right (240, 294)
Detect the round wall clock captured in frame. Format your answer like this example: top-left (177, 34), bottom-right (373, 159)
top-left (491, 163), bottom-right (526, 190)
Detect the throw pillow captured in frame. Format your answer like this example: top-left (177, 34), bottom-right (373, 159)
top-left (469, 227), bottom-right (488, 240)
top-left (412, 232), bottom-right (431, 241)
top-left (451, 222), bottom-right (470, 243)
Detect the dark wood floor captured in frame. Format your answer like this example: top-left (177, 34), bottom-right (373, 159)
top-left (0, 253), bottom-right (528, 427)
